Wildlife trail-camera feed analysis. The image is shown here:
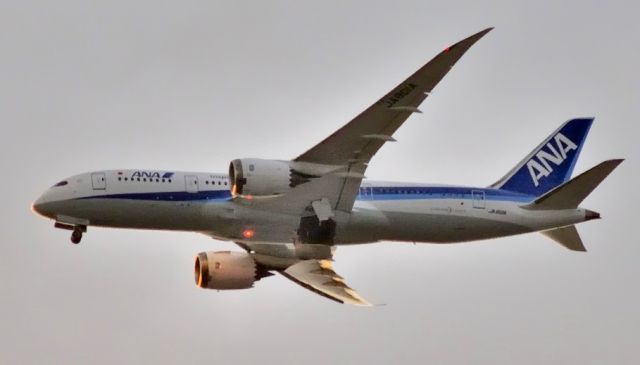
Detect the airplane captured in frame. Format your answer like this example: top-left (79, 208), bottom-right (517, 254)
top-left (32, 28), bottom-right (623, 306)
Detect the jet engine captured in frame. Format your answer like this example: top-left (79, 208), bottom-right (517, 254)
top-left (229, 158), bottom-right (322, 196)
top-left (228, 158), bottom-right (292, 196)
top-left (194, 251), bottom-right (270, 290)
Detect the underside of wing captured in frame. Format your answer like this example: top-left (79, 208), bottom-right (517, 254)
top-left (281, 259), bottom-right (371, 306)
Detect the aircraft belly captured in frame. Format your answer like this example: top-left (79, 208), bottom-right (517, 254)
top-left (63, 199), bottom-right (211, 231)
top-left (380, 211), bottom-right (528, 242)
top-left (518, 208), bottom-right (587, 231)
top-left (206, 205), bottom-right (301, 243)
top-left (334, 203), bottom-right (391, 244)
top-left (348, 199), bottom-right (531, 243)
top-left (65, 198), bottom-right (300, 241)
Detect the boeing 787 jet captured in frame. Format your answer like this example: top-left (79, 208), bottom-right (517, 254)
top-left (32, 28), bottom-right (622, 305)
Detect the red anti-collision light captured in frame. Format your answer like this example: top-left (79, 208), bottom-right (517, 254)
top-left (242, 229), bottom-right (255, 239)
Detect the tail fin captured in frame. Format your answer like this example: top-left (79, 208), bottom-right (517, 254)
top-left (541, 225), bottom-right (586, 251)
top-left (524, 159), bottom-right (623, 210)
top-left (491, 118), bottom-right (593, 196)
top-left (531, 159), bottom-right (622, 252)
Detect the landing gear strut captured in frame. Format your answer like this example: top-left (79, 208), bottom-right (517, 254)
top-left (54, 221), bottom-right (87, 244)
top-left (71, 228), bottom-right (83, 244)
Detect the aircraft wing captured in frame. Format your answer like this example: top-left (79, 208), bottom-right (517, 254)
top-left (281, 259), bottom-right (371, 306)
top-left (234, 29), bottom-right (491, 217)
top-left (296, 28), bottom-right (492, 166)
top-left (290, 28), bottom-right (493, 212)
top-left (233, 241), bottom-right (368, 305)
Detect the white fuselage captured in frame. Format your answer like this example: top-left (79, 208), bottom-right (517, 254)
top-left (32, 169), bottom-right (591, 245)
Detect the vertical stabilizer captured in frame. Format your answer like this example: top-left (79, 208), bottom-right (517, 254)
top-left (492, 118), bottom-right (593, 196)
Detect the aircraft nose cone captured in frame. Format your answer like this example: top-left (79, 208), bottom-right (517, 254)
top-left (31, 194), bottom-right (50, 218)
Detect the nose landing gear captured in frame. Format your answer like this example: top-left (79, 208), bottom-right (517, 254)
top-left (71, 227), bottom-right (83, 244)
top-left (54, 221), bottom-right (87, 244)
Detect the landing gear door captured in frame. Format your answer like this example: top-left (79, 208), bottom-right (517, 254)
top-left (185, 175), bottom-right (199, 193)
top-left (91, 173), bottom-right (106, 190)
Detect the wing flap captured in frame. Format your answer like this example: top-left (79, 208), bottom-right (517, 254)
top-left (282, 259), bottom-right (371, 306)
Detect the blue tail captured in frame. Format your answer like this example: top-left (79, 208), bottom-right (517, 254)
top-left (491, 118), bottom-right (593, 197)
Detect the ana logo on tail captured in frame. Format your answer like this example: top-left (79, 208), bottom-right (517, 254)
top-left (527, 133), bottom-right (577, 187)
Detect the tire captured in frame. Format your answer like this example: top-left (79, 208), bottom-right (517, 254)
top-left (71, 230), bottom-right (82, 244)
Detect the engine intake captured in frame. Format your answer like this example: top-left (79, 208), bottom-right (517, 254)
top-left (229, 158), bottom-right (293, 196)
top-left (194, 251), bottom-right (269, 290)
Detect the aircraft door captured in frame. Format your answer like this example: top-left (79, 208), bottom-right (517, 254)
top-left (91, 173), bottom-right (106, 190)
top-left (185, 175), bottom-right (199, 193)
top-left (472, 190), bottom-right (485, 209)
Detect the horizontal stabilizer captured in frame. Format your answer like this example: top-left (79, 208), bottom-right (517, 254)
top-left (541, 225), bottom-right (586, 251)
top-left (524, 159), bottom-right (623, 210)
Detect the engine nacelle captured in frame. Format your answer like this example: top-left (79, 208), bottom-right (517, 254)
top-left (194, 251), bottom-right (260, 290)
top-left (228, 158), bottom-right (293, 196)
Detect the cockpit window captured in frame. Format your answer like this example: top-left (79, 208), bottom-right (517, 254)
top-left (52, 180), bottom-right (68, 187)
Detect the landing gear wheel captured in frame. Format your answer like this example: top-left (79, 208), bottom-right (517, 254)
top-left (71, 229), bottom-right (82, 244)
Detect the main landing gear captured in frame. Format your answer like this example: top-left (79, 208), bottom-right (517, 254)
top-left (54, 222), bottom-right (86, 244)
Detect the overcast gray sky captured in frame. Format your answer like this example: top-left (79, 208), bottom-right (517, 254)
top-left (2, 1), bottom-right (639, 364)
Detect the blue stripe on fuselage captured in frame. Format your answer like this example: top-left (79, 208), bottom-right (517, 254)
top-left (77, 190), bottom-right (232, 202)
top-left (75, 186), bottom-right (534, 203)
top-left (358, 186), bottom-right (534, 203)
